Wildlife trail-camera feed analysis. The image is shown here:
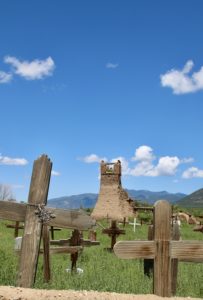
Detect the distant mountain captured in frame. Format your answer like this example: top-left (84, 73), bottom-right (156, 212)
top-left (48, 193), bottom-right (97, 209)
top-left (176, 188), bottom-right (203, 208)
top-left (127, 189), bottom-right (186, 204)
top-left (48, 189), bottom-right (187, 209)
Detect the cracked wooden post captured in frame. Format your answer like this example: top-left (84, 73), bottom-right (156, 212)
top-left (17, 155), bottom-right (52, 287)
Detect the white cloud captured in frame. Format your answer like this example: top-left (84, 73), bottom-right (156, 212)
top-left (161, 60), bottom-right (203, 94)
top-left (51, 170), bottom-right (60, 176)
top-left (182, 167), bottom-right (203, 179)
top-left (4, 56), bottom-right (55, 80)
top-left (106, 62), bottom-right (119, 69)
top-left (149, 156), bottom-right (180, 176)
top-left (79, 154), bottom-right (107, 163)
top-left (0, 71), bottom-right (12, 83)
top-left (0, 154), bottom-right (28, 166)
top-left (132, 145), bottom-right (155, 162)
top-left (80, 146), bottom-right (198, 178)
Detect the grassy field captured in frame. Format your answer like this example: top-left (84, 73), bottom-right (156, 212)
top-left (0, 219), bottom-right (203, 297)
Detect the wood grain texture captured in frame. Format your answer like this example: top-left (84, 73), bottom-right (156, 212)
top-left (171, 240), bottom-right (203, 260)
top-left (0, 201), bottom-right (26, 221)
top-left (114, 241), bottom-right (155, 259)
top-left (50, 239), bottom-right (100, 246)
top-left (49, 246), bottom-right (82, 254)
top-left (17, 155), bottom-right (52, 288)
top-left (153, 200), bottom-right (172, 297)
top-left (48, 208), bottom-right (96, 230)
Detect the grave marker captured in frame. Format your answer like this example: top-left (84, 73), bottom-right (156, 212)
top-left (114, 200), bottom-right (203, 297)
top-left (0, 154), bottom-right (96, 288)
top-left (102, 220), bottom-right (125, 250)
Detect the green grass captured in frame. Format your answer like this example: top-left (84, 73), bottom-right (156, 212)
top-left (0, 220), bottom-right (203, 297)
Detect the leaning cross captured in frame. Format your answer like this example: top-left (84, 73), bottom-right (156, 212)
top-left (114, 200), bottom-right (203, 297)
top-left (0, 155), bottom-right (95, 288)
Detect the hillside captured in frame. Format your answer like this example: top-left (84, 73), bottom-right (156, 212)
top-left (48, 189), bottom-right (186, 209)
top-left (176, 188), bottom-right (203, 208)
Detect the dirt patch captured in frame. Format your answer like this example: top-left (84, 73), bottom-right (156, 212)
top-left (0, 286), bottom-right (202, 300)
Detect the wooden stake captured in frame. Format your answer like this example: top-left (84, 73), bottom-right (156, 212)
top-left (43, 225), bottom-right (51, 283)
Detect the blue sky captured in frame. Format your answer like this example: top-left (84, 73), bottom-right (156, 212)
top-left (1, 0), bottom-right (203, 201)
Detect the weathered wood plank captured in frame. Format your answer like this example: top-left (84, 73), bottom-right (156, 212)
top-left (171, 241), bottom-right (203, 260)
top-left (114, 241), bottom-right (155, 259)
top-left (0, 201), bottom-right (26, 221)
top-left (0, 200), bottom-right (95, 230)
top-left (154, 200), bottom-right (171, 297)
top-left (171, 223), bottom-right (180, 295)
top-left (47, 208), bottom-right (96, 230)
top-left (50, 239), bottom-right (100, 246)
top-left (42, 225), bottom-right (51, 283)
top-left (15, 246), bottom-right (82, 255)
top-left (49, 246), bottom-right (82, 254)
top-left (17, 155), bottom-right (52, 288)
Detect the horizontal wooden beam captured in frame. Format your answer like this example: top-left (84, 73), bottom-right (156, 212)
top-left (0, 201), bottom-right (26, 222)
top-left (50, 239), bottom-right (100, 247)
top-left (0, 201), bottom-right (96, 230)
top-left (171, 241), bottom-right (203, 260)
top-left (47, 207), bottom-right (96, 230)
top-left (16, 246), bottom-right (82, 255)
top-left (114, 241), bottom-right (155, 259)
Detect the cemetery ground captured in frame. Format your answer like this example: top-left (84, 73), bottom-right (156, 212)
top-left (0, 219), bottom-right (203, 299)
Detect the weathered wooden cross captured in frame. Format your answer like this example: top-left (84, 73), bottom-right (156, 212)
top-left (114, 200), bottom-right (203, 297)
top-left (6, 221), bottom-right (24, 237)
top-left (102, 220), bottom-right (125, 250)
top-left (0, 154), bottom-right (95, 288)
top-left (50, 228), bottom-right (100, 272)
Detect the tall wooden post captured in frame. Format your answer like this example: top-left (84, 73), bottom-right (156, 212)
top-left (17, 155), bottom-right (52, 287)
top-left (153, 200), bottom-right (171, 296)
top-left (43, 225), bottom-right (51, 282)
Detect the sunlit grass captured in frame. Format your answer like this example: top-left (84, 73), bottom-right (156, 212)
top-left (0, 219), bottom-right (203, 297)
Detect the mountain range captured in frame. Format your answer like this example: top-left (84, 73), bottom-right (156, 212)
top-left (48, 189), bottom-right (187, 209)
top-left (175, 188), bottom-right (203, 208)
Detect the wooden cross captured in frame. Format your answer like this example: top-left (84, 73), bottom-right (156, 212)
top-left (129, 218), bottom-right (141, 232)
top-left (0, 154), bottom-right (96, 288)
top-left (49, 226), bottom-right (61, 240)
top-left (114, 200), bottom-right (203, 297)
top-left (50, 228), bottom-right (100, 272)
top-left (6, 221), bottom-right (24, 237)
top-left (102, 220), bottom-right (125, 250)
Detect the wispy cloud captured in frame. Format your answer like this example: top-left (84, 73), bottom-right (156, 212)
top-left (0, 71), bottom-right (12, 84)
top-left (106, 62), bottom-right (119, 69)
top-left (79, 154), bottom-right (107, 163)
top-left (0, 154), bottom-right (28, 166)
top-left (51, 170), bottom-right (60, 176)
top-left (12, 184), bottom-right (24, 189)
top-left (80, 145), bottom-right (194, 178)
top-left (161, 60), bottom-right (203, 94)
top-left (4, 56), bottom-right (55, 80)
top-left (182, 167), bottom-right (203, 178)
